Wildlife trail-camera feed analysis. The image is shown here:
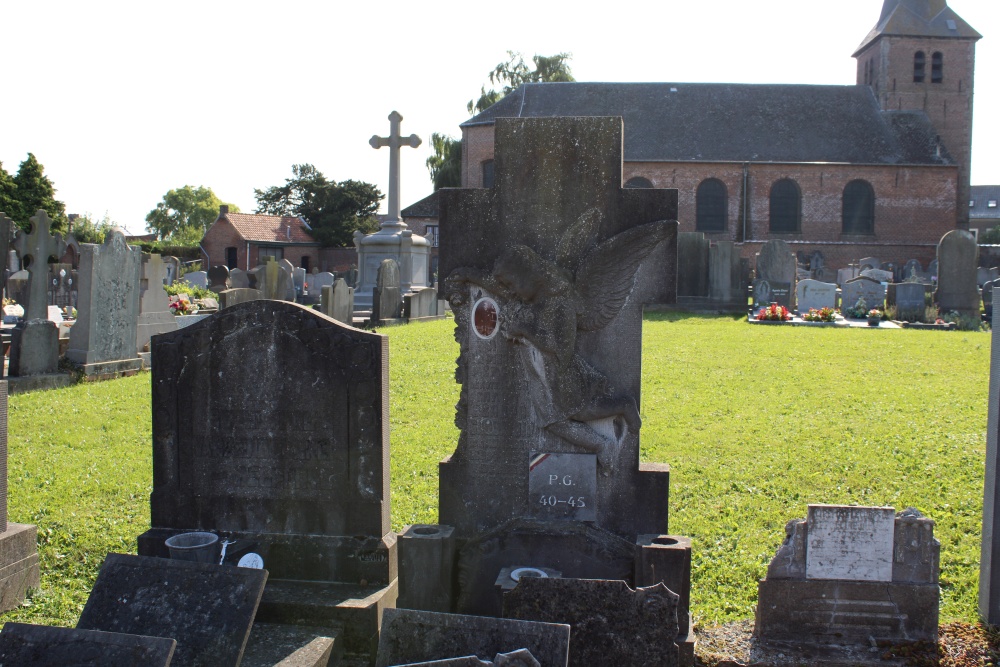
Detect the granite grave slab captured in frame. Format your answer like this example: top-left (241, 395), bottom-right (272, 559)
top-left (795, 279), bottom-right (837, 313)
top-left (936, 230), bottom-right (979, 317)
top-left (0, 623), bottom-right (176, 666)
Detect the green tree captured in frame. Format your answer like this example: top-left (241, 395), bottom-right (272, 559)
top-left (427, 52), bottom-right (575, 190)
top-left (69, 212), bottom-right (118, 244)
top-left (145, 185), bottom-right (239, 242)
top-left (254, 164), bottom-right (382, 247)
top-left (467, 51), bottom-right (574, 115)
top-left (426, 133), bottom-right (463, 190)
top-left (6, 153), bottom-right (67, 231)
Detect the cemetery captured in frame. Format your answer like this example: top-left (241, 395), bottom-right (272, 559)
top-left (0, 114), bottom-right (995, 667)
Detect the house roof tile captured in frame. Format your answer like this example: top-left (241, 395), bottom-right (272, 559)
top-left (222, 212), bottom-right (317, 244)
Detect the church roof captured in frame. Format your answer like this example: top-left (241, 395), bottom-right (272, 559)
top-left (854, 0), bottom-right (981, 55)
top-left (462, 82), bottom-right (953, 167)
top-left (401, 191), bottom-right (439, 218)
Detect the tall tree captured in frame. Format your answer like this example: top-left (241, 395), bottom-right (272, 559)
top-left (426, 133), bottom-right (463, 190)
top-left (427, 52), bottom-right (575, 190)
top-left (145, 185), bottom-right (239, 242)
top-left (254, 164), bottom-right (382, 247)
top-left (9, 153), bottom-right (67, 231)
top-left (0, 161), bottom-right (16, 217)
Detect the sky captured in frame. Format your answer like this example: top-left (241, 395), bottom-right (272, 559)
top-left (2, 0), bottom-right (997, 235)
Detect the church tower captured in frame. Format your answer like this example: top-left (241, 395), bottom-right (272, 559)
top-left (854, 0), bottom-right (981, 225)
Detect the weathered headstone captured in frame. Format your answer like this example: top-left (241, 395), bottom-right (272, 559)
top-left (136, 254), bottom-right (178, 356)
top-left (755, 240), bottom-right (796, 308)
top-left (307, 271), bottom-right (336, 297)
top-left (5, 269), bottom-right (29, 307)
top-left (795, 279), bottom-right (837, 314)
top-left (292, 266), bottom-right (306, 293)
top-left (708, 240), bottom-right (743, 306)
top-left (980, 290), bottom-right (1000, 623)
top-left (375, 608), bottom-right (569, 667)
top-left (138, 300), bottom-right (396, 653)
top-left (229, 268), bottom-right (250, 289)
top-left (218, 287), bottom-right (263, 309)
top-left (0, 214), bottom-right (12, 295)
top-left (902, 259), bottom-right (923, 281)
top-left (404, 286), bottom-right (443, 321)
top-left (207, 265), bottom-right (231, 293)
top-left (0, 623), bottom-right (176, 666)
top-left (66, 230), bottom-right (143, 377)
top-left (321, 278), bottom-right (354, 324)
top-left (254, 259), bottom-right (295, 302)
top-left (841, 276), bottom-right (886, 314)
top-left (858, 256), bottom-right (880, 271)
top-left (836, 267), bottom-right (859, 286)
top-left (503, 578), bottom-right (679, 667)
top-left (676, 232), bottom-right (709, 298)
top-left (756, 505), bottom-right (939, 646)
top-left (0, 380), bottom-right (41, 612)
top-left (184, 270), bottom-right (208, 289)
top-left (412, 117), bottom-right (690, 656)
top-left (985, 279), bottom-right (1000, 320)
top-left (860, 268), bottom-right (893, 283)
top-left (10, 210), bottom-right (67, 377)
top-left (935, 230), bottom-right (979, 317)
top-left (77, 553), bottom-right (266, 667)
top-left (889, 282), bottom-right (927, 322)
top-left (371, 258), bottom-right (403, 324)
top-left (161, 256), bottom-right (180, 285)
top-left (978, 267), bottom-right (1000, 288)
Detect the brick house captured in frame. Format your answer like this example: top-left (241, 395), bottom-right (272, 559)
top-left (970, 186), bottom-right (1000, 238)
top-left (401, 192), bottom-right (440, 281)
top-left (200, 205), bottom-right (321, 272)
top-left (416, 0), bottom-right (981, 272)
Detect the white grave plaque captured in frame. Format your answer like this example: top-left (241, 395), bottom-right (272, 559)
top-left (805, 504), bottom-right (895, 581)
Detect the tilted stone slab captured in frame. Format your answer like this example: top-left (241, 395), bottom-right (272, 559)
top-left (0, 623), bottom-right (176, 666)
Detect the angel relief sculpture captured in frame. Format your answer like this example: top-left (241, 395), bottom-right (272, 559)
top-left (447, 208), bottom-right (673, 473)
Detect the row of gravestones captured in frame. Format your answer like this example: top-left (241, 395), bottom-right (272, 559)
top-left (0, 118), bottom-right (947, 666)
top-left (752, 232), bottom-right (980, 319)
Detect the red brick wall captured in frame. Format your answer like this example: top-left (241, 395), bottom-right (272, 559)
top-left (462, 125), bottom-right (496, 187)
top-left (318, 247), bottom-right (357, 274)
top-left (202, 218), bottom-right (320, 271)
top-left (855, 35), bottom-right (976, 224)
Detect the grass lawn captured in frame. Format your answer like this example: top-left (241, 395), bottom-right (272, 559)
top-left (3, 312), bottom-right (991, 630)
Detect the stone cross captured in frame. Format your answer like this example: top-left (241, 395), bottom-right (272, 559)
top-left (369, 110), bottom-right (421, 224)
top-left (12, 210), bottom-right (66, 321)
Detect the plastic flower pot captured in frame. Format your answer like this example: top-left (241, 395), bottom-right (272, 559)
top-left (165, 531), bottom-right (220, 563)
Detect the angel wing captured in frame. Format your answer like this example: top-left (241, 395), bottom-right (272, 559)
top-left (574, 221), bottom-right (673, 332)
top-left (555, 207), bottom-right (601, 272)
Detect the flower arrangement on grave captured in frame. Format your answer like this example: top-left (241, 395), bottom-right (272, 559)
top-left (843, 297), bottom-right (869, 319)
top-left (755, 303), bottom-right (791, 321)
top-left (802, 307), bottom-right (837, 322)
top-left (867, 308), bottom-right (882, 319)
top-left (170, 298), bottom-right (195, 316)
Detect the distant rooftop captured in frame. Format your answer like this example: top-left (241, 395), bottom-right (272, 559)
top-left (463, 82), bottom-right (952, 167)
top-left (970, 186), bottom-right (1000, 220)
top-left (219, 211), bottom-right (317, 245)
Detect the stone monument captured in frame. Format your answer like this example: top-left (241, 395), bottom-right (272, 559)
top-left (370, 258), bottom-right (403, 325)
top-left (355, 111), bottom-right (430, 311)
top-left (207, 265), bottom-right (231, 293)
top-left (136, 254), bottom-right (178, 358)
top-left (0, 380), bottom-right (40, 612)
top-left (795, 279), bottom-right (837, 314)
top-left (753, 240), bottom-right (796, 309)
top-left (756, 505), bottom-right (939, 648)
top-left (10, 210), bottom-right (67, 378)
top-left (66, 230), bottom-right (143, 378)
top-left (935, 229), bottom-right (979, 318)
top-left (321, 278), bottom-right (354, 324)
top-left (138, 299), bottom-right (397, 655)
top-left (398, 117), bottom-right (692, 659)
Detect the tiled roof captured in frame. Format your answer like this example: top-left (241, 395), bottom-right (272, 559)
top-left (221, 212), bottom-right (317, 244)
top-left (401, 191), bottom-right (439, 218)
top-left (970, 186), bottom-right (1000, 221)
top-left (462, 82), bottom-right (952, 167)
top-left (854, 0), bottom-right (981, 55)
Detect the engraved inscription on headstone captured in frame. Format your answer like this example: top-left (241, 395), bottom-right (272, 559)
top-left (805, 505), bottom-right (894, 582)
top-left (528, 453), bottom-right (597, 522)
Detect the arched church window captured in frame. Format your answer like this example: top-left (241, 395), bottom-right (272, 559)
top-left (696, 179), bottom-right (727, 232)
top-left (914, 51), bottom-right (926, 83)
top-left (842, 180), bottom-right (875, 235)
top-left (624, 176), bottom-right (653, 189)
top-left (931, 52), bottom-right (943, 83)
top-left (769, 179), bottom-right (801, 233)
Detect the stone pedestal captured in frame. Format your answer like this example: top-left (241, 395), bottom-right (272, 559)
top-left (9, 319), bottom-right (59, 377)
top-left (354, 223), bottom-right (430, 312)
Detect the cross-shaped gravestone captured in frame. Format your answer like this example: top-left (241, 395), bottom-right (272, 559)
top-left (12, 210), bottom-right (66, 321)
top-left (435, 116), bottom-right (680, 614)
top-left (369, 110), bottom-right (421, 223)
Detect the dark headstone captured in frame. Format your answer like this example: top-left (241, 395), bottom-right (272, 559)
top-left (229, 268), bottom-right (250, 289)
top-left (708, 241), bottom-right (742, 305)
top-left (0, 623), bottom-right (176, 666)
top-left (433, 116), bottom-right (680, 616)
top-left (985, 279), bottom-right (1000, 319)
top-left (890, 282), bottom-right (927, 322)
top-left (138, 299), bottom-right (395, 653)
top-left (757, 241), bottom-right (796, 289)
top-left (676, 232), bottom-right (709, 297)
top-left (841, 276), bottom-right (886, 314)
top-left (372, 258), bottom-right (402, 323)
top-left (935, 230), bottom-right (979, 317)
top-left (375, 608), bottom-right (569, 667)
top-left (981, 290), bottom-right (1000, 623)
top-left (858, 256), bottom-right (880, 271)
top-left (503, 578), bottom-right (679, 667)
top-left (0, 213), bottom-right (12, 294)
top-left (902, 259), bottom-right (923, 282)
top-left (77, 553), bottom-right (266, 666)
top-left (208, 265), bottom-right (231, 292)
top-left (46, 263), bottom-right (76, 309)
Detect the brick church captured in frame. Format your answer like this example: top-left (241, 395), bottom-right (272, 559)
top-left (416, 0), bottom-right (981, 272)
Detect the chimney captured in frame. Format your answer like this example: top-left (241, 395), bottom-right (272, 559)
top-left (220, 204), bottom-right (229, 215)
